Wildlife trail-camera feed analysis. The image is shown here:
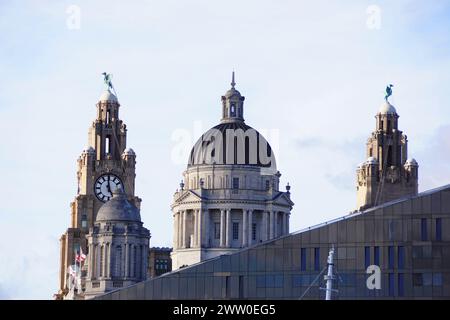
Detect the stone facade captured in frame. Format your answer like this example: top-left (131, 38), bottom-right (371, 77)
top-left (148, 247), bottom-right (172, 278)
top-left (57, 89), bottom-right (142, 299)
top-left (356, 100), bottom-right (418, 211)
top-left (170, 74), bottom-right (294, 269)
top-left (84, 187), bottom-right (150, 299)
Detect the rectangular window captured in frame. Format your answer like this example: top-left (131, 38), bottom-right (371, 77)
top-left (421, 218), bottom-right (428, 241)
top-left (374, 246), bottom-right (380, 266)
top-left (252, 223), bottom-right (257, 241)
top-left (300, 248), bottom-right (307, 271)
top-left (364, 246), bottom-right (370, 269)
top-left (436, 218), bottom-right (442, 241)
top-left (398, 246), bottom-right (404, 269)
top-left (232, 177), bottom-right (239, 194)
top-left (265, 180), bottom-right (270, 190)
top-left (388, 273), bottom-right (395, 296)
top-left (314, 248), bottom-right (320, 271)
top-left (398, 273), bottom-right (404, 297)
top-left (388, 246), bottom-right (394, 269)
top-left (232, 222), bottom-right (239, 240)
top-left (214, 223), bottom-right (220, 239)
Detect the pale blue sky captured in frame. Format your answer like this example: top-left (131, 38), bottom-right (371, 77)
top-left (1, 1), bottom-right (450, 299)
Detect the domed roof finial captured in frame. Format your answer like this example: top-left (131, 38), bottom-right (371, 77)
top-left (231, 71), bottom-right (236, 89)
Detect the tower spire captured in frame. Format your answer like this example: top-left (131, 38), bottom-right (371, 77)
top-left (231, 71), bottom-right (236, 89)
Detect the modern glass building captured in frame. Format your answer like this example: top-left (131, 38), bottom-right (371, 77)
top-left (95, 184), bottom-right (450, 300)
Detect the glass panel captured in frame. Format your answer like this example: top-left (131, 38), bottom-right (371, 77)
top-left (300, 248), bottom-right (306, 271)
top-left (398, 246), bottom-right (404, 269)
top-left (398, 273), bottom-right (404, 297)
top-left (256, 275), bottom-right (265, 288)
top-left (423, 273), bottom-right (432, 286)
top-left (433, 273), bottom-right (443, 286)
top-left (421, 218), bottom-right (428, 241)
top-left (364, 246), bottom-right (370, 269)
top-left (274, 274), bottom-right (283, 288)
top-left (388, 273), bottom-right (395, 296)
top-left (388, 246), bottom-right (394, 269)
top-left (266, 275), bottom-right (274, 287)
top-left (413, 273), bottom-right (423, 287)
top-left (314, 248), bottom-right (320, 271)
top-left (436, 218), bottom-right (442, 241)
top-left (374, 246), bottom-right (380, 266)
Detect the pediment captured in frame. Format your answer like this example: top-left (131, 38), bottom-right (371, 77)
top-left (271, 192), bottom-right (294, 207)
top-left (174, 190), bottom-right (203, 204)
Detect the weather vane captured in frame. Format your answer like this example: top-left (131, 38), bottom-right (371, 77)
top-left (385, 84), bottom-right (393, 101)
top-left (101, 72), bottom-right (117, 96)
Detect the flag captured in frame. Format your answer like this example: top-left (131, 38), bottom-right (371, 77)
top-left (76, 246), bottom-right (87, 263)
top-left (68, 265), bottom-right (77, 278)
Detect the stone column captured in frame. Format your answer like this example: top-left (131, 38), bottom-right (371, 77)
top-left (204, 209), bottom-right (210, 247)
top-left (193, 210), bottom-right (198, 247)
top-left (124, 244), bottom-right (129, 278)
top-left (248, 210), bottom-right (253, 246)
top-left (107, 243), bottom-right (111, 278)
top-left (262, 211), bottom-right (268, 241)
top-left (178, 212), bottom-right (182, 249)
top-left (242, 209), bottom-right (248, 247)
top-left (88, 243), bottom-right (93, 278)
top-left (269, 211), bottom-right (274, 239)
top-left (197, 209), bottom-right (202, 248)
top-left (220, 210), bottom-right (225, 247)
top-left (282, 213), bottom-right (287, 235)
top-left (173, 213), bottom-right (178, 249)
top-left (274, 211), bottom-right (278, 238)
top-left (287, 213), bottom-right (290, 234)
top-left (97, 244), bottom-right (101, 278)
top-left (182, 210), bottom-right (187, 248)
top-left (226, 209), bottom-right (232, 247)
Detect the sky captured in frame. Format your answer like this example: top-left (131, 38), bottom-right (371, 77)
top-left (0, 0), bottom-right (450, 299)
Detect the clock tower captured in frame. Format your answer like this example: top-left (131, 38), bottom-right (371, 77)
top-left (57, 84), bottom-right (141, 298)
top-left (356, 92), bottom-right (418, 211)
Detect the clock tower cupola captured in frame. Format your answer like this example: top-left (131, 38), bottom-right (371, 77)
top-left (56, 75), bottom-right (143, 299)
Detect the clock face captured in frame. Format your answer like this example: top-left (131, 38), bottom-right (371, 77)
top-left (94, 174), bottom-right (123, 202)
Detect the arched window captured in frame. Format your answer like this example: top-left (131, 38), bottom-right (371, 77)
top-left (230, 103), bottom-right (236, 117)
top-left (114, 245), bottom-right (122, 278)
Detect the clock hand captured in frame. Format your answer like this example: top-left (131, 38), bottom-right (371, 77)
top-left (107, 176), bottom-right (112, 195)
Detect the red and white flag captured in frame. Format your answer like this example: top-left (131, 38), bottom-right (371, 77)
top-left (76, 247), bottom-right (87, 263)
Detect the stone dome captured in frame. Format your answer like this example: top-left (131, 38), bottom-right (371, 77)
top-left (123, 148), bottom-right (136, 156)
top-left (188, 121), bottom-right (276, 169)
top-left (405, 158), bottom-right (418, 166)
top-left (99, 90), bottom-right (118, 103)
top-left (224, 87), bottom-right (242, 98)
top-left (96, 187), bottom-right (141, 222)
top-left (379, 101), bottom-right (397, 115)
